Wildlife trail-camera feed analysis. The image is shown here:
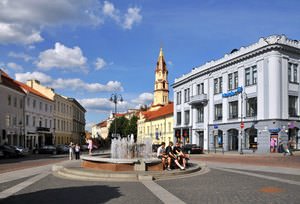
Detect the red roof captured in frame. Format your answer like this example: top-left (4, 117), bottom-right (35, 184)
top-left (142, 102), bottom-right (173, 120)
top-left (96, 120), bottom-right (107, 128)
top-left (0, 69), bottom-right (25, 94)
top-left (15, 81), bottom-right (53, 102)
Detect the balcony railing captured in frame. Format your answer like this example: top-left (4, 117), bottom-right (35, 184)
top-left (189, 94), bottom-right (208, 105)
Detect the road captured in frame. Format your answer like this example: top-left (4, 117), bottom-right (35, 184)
top-left (0, 152), bottom-right (300, 204)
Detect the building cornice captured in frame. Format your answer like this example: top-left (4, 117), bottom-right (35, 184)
top-left (173, 35), bottom-right (300, 88)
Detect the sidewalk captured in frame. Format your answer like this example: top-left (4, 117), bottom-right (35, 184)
top-left (191, 151), bottom-right (300, 169)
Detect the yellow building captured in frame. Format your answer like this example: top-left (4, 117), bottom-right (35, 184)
top-left (137, 48), bottom-right (174, 144)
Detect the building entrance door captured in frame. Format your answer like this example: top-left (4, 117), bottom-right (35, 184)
top-left (228, 129), bottom-right (239, 151)
top-left (197, 131), bottom-right (204, 148)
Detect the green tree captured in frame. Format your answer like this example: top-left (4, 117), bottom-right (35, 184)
top-left (125, 115), bottom-right (138, 142)
top-left (108, 116), bottom-right (129, 139)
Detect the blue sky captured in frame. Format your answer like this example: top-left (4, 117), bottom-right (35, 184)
top-left (0, 0), bottom-right (299, 130)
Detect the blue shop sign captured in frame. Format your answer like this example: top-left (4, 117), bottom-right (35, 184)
top-left (214, 124), bottom-right (218, 129)
top-left (268, 128), bottom-right (281, 133)
top-left (222, 86), bottom-right (243, 98)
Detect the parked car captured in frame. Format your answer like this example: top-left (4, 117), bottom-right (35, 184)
top-left (0, 145), bottom-right (20, 158)
top-left (56, 144), bottom-right (69, 154)
top-left (36, 145), bottom-right (57, 155)
top-left (11, 145), bottom-right (29, 156)
top-left (183, 144), bottom-right (203, 154)
top-left (80, 144), bottom-right (89, 151)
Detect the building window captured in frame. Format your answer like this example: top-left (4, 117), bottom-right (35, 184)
top-left (252, 67), bottom-right (257, 85)
top-left (50, 105), bottom-right (52, 113)
top-left (14, 97), bottom-right (17, 107)
top-left (176, 91), bottom-right (181, 105)
top-left (289, 62), bottom-right (298, 83)
top-left (177, 112), bottom-right (181, 125)
top-left (228, 73), bottom-right (233, 90)
top-left (289, 96), bottom-right (298, 117)
top-left (228, 72), bottom-right (238, 90)
top-left (246, 97), bottom-right (257, 117)
top-left (20, 99), bottom-right (23, 108)
top-left (39, 102), bottom-right (42, 110)
top-left (245, 68), bottom-right (250, 86)
top-left (184, 110), bottom-right (190, 125)
top-left (45, 104), bottom-right (48, 112)
top-left (214, 104), bottom-right (223, 120)
top-left (33, 100), bottom-right (36, 108)
top-left (8, 95), bottom-right (11, 105)
top-left (197, 106), bottom-right (204, 122)
top-left (33, 116), bottom-right (36, 127)
top-left (45, 119), bottom-right (47, 128)
top-left (26, 115), bottom-right (29, 126)
top-left (6, 115), bottom-right (11, 127)
top-left (50, 120), bottom-right (52, 129)
top-left (184, 88), bottom-right (190, 102)
top-left (245, 65), bottom-right (257, 86)
top-left (234, 71), bottom-right (238, 89)
top-left (13, 116), bottom-right (17, 126)
top-left (214, 77), bottom-right (222, 94)
top-left (27, 98), bottom-right (30, 106)
top-left (197, 83), bottom-right (204, 95)
top-left (229, 101), bottom-right (238, 119)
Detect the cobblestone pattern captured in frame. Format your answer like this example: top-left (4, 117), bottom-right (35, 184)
top-left (157, 169), bottom-right (300, 204)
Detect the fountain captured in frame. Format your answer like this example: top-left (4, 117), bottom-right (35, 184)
top-left (81, 135), bottom-right (162, 172)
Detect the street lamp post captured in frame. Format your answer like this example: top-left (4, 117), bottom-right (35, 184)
top-left (240, 92), bottom-right (247, 154)
top-left (110, 93), bottom-right (123, 139)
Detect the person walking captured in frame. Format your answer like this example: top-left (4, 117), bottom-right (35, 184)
top-left (69, 142), bottom-right (74, 160)
top-left (288, 139), bottom-right (294, 156)
top-left (75, 144), bottom-right (80, 160)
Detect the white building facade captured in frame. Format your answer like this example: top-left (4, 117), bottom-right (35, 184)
top-left (19, 82), bottom-right (54, 149)
top-left (173, 35), bottom-right (300, 153)
top-left (0, 70), bottom-right (25, 146)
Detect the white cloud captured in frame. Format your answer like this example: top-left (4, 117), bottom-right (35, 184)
top-left (95, 57), bottom-right (107, 70)
top-left (8, 52), bottom-right (34, 62)
top-left (7, 62), bottom-right (23, 72)
top-left (36, 42), bottom-right (87, 72)
top-left (102, 1), bottom-right (120, 22)
top-left (0, 23), bottom-right (43, 45)
top-left (131, 92), bottom-right (153, 106)
top-left (0, 1), bottom-right (142, 44)
top-left (102, 2), bottom-right (142, 30)
top-left (15, 71), bottom-right (52, 84)
top-left (122, 7), bottom-right (142, 30)
top-left (0, 0), bottom-right (102, 44)
top-left (79, 97), bottom-right (129, 112)
top-left (51, 78), bottom-right (123, 92)
top-left (15, 71), bottom-right (124, 93)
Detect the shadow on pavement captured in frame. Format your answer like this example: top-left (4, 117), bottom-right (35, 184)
top-left (2, 185), bottom-right (122, 204)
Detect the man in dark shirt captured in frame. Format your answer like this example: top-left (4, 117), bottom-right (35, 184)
top-left (166, 141), bottom-right (185, 170)
top-left (173, 141), bottom-right (188, 169)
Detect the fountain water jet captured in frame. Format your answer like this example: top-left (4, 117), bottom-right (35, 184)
top-left (81, 135), bottom-right (162, 172)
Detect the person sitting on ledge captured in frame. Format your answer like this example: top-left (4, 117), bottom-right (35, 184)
top-left (166, 141), bottom-right (185, 171)
top-left (173, 141), bottom-right (189, 169)
top-left (157, 142), bottom-right (168, 170)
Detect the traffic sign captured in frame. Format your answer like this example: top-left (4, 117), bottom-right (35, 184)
top-left (240, 122), bottom-right (244, 129)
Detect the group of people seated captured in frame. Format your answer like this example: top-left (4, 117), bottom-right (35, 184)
top-left (157, 141), bottom-right (189, 171)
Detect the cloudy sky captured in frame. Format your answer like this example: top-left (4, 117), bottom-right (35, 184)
top-left (0, 0), bottom-right (299, 130)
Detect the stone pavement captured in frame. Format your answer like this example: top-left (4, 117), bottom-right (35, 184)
top-left (1, 152), bottom-right (300, 204)
top-left (191, 150), bottom-right (300, 169)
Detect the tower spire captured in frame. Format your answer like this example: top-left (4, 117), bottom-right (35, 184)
top-left (153, 47), bottom-right (169, 107)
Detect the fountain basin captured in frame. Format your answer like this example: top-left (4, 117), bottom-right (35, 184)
top-left (81, 155), bottom-right (162, 172)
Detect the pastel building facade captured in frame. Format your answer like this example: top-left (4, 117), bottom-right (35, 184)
top-left (173, 35), bottom-right (300, 153)
top-left (137, 48), bottom-right (174, 144)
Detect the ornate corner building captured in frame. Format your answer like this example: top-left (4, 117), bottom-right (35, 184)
top-left (173, 35), bottom-right (300, 153)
